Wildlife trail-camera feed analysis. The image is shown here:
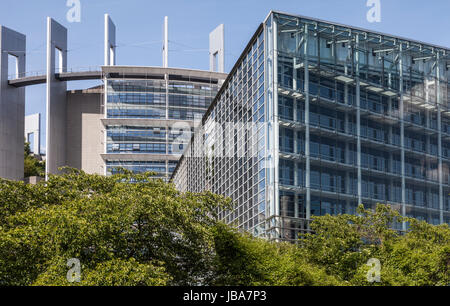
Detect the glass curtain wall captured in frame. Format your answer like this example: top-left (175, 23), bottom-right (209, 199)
top-left (273, 12), bottom-right (450, 240)
top-left (172, 12), bottom-right (450, 241)
top-left (105, 73), bottom-right (221, 180)
top-left (173, 26), bottom-right (267, 236)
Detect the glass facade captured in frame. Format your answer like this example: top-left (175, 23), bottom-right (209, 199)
top-left (173, 28), bottom-right (267, 235)
top-left (172, 12), bottom-right (450, 241)
top-left (104, 68), bottom-right (226, 180)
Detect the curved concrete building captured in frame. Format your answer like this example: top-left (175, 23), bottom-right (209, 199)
top-left (0, 14), bottom-right (226, 181)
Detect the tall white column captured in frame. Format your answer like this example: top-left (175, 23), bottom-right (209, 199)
top-left (437, 52), bottom-right (444, 224)
top-left (45, 18), bottom-right (68, 178)
top-left (399, 43), bottom-right (407, 230)
top-left (104, 14), bottom-right (116, 66)
top-left (0, 26), bottom-right (26, 180)
top-left (163, 16), bottom-right (169, 68)
top-left (356, 34), bottom-right (362, 206)
top-left (304, 24), bottom-right (311, 224)
top-left (209, 24), bottom-right (225, 73)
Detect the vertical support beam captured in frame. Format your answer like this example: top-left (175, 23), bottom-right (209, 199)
top-left (162, 16), bottom-right (169, 68)
top-left (294, 160), bottom-right (298, 186)
top-left (427, 186), bottom-right (432, 223)
top-left (0, 26), bottom-right (26, 180)
top-left (209, 24), bottom-right (225, 73)
top-left (46, 18), bottom-right (68, 178)
top-left (265, 14), bottom-right (278, 238)
top-left (102, 74), bottom-right (108, 176)
top-left (344, 112), bottom-right (349, 134)
top-left (165, 72), bottom-right (169, 119)
top-left (294, 191), bottom-right (299, 240)
top-left (304, 24), bottom-right (311, 224)
top-left (104, 14), bottom-right (116, 66)
top-left (425, 109), bottom-right (430, 129)
top-left (399, 43), bottom-right (407, 230)
top-left (293, 43), bottom-right (299, 213)
top-left (437, 52), bottom-right (444, 224)
top-left (345, 170), bottom-right (350, 213)
top-left (165, 120), bottom-right (169, 155)
top-left (165, 73), bottom-right (169, 179)
top-left (165, 160), bottom-right (169, 181)
top-left (272, 20), bottom-right (280, 220)
top-left (390, 177), bottom-right (394, 203)
top-left (25, 113), bottom-right (41, 155)
top-left (355, 34), bottom-right (362, 206)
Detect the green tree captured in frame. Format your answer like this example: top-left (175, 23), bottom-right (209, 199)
top-left (0, 169), bottom-right (448, 286)
top-left (33, 257), bottom-right (170, 286)
top-left (211, 223), bottom-right (341, 286)
top-left (24, 141), bottom-right (45, 178)
top-left (301, 204), bottom-right (450, 286)
top-left (364, 219), bottom-right (450, 286)
top-left (0, 168), bottom-right (230, 286)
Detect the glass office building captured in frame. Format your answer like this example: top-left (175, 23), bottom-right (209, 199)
top-left (102, 67), bottom-right (226, 180)
top-left (172, 11), bottom-right (450, 240)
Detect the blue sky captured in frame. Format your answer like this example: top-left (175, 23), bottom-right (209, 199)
top-left (0, 0), bottom-right (449, 150)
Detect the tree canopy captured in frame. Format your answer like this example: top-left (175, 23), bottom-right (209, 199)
top-left (0, 169), bottom-right (448, 286)
top-left (24, 141), bottom-right (45, 178)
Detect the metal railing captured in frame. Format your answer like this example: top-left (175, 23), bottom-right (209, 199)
top-left (8, 66), bottom-right (102, 80)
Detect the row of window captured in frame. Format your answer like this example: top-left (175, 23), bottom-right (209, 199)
top-left (278, 192), bottom-right (445, 226)
top-left (107, 126), bottom-right (192, 142)
top-left (279, 102), bottom-right (447, 155)
top-left (108, 81), bottom-right (166, 94)
top-left (280, 138), bottom-right (445, 182)
top-left (107, 108), bottom-right (205, 120)
top-left (107, 143), bottom-right (185, 154)
top-left (277, 41), bottom-right (447, 98)
top-left (278, 71), bottom-right (448, 128)
top-left (106, 160), bottom-right (177, 176)
top-left (168, 82), bottom-right (218, 97)
top-left (279, 162), bottom-right (447, 209)
top-left (109, 80), bottom-right (219, 95)
top-left (108, 93), bottom-right (166, 105)
top-left (279, 192), bottom-right (354, 218)
top-left (108, 93), bottom-right (213, 108)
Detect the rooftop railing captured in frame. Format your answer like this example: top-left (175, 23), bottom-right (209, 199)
top-left (7, 66), bottom-right (102, 80)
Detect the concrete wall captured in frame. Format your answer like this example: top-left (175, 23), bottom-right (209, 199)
top-left (0, 26), bottom-right (26, 180)
top-left (24, 176), bottom-right (44, 185)
top-left (66, 88), bottom-right (104, 174)
top-left (46, 18), bottom-right (67, 177)
top-left (104, 14), bottom-right (116, 66)
top-left (209, 24), bottom-right (225, 73)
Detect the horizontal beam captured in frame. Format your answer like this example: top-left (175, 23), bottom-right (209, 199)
top-left (101, 153), bottom-right (181, 162)
top-left (8, 70), bottom-right (102, 87)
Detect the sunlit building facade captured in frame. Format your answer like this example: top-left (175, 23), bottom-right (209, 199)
top-left (172, 11), bottom-right (450, 240)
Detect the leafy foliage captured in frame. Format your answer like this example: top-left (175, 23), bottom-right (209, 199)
top-left (0, 169), bottom-right (230, 286)
top-left (33, 257), bottom-right (169, 286)
top-left (0, 169), bottom-right (448, 286)
top-left (302, 205), bottom-right (450, 286)
top-left (24, 142), bottom-right (45, 178)
top-left (211, 223), bottom-right (341, 286)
